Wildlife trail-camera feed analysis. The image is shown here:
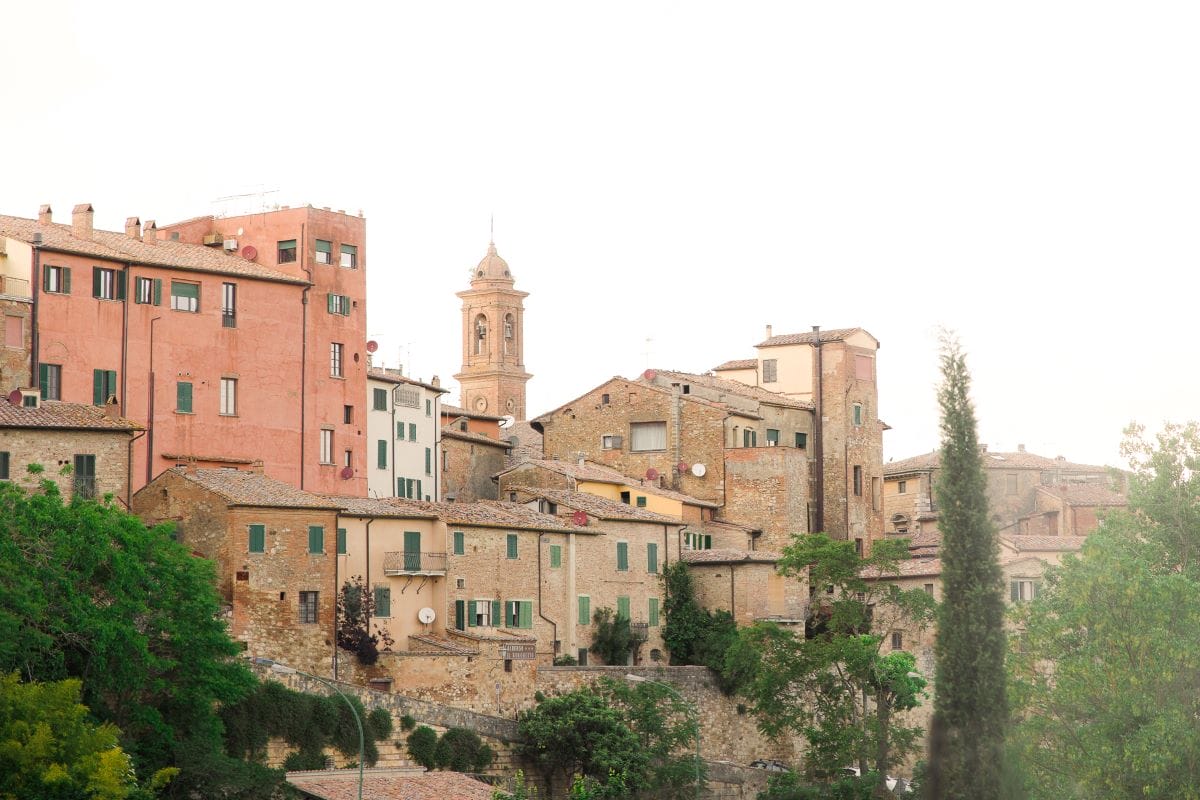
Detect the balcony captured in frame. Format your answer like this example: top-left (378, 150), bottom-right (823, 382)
top-left (0, 275), bottom-right (31, 298)
top-left (383, 551), bottom-right (447, 576)
top-left (630, 622), bottom-right (649, 642)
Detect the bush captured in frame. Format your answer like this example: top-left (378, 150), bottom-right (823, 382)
top-left (407, 725), bottom-right (439, 769)
top-left (282, 749), bottom-right (327, 771)
top-left (553, 654), bottom-right (579, 666)
top-left (590, 607), bottom-right (634, 665)
top-left (368, 707), bottom-right (393, 739)
top-left (758, 770), bottom-right (877, 800)
top-left (400, 713), bottom-right (417, 731)
top-left (434, 727), bottom-right (495, 772)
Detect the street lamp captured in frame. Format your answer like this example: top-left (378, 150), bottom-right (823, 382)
top-left (254, 658), bottom-right (364, 800)
top-left (625, 674), bottom-right (702, 800)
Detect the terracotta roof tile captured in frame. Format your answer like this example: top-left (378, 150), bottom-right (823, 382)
top-left (506, 486), bottom-right (683, 524)
top-left (442, 427), bottom-right (511, 448)
top-left (681, 548), bottom-right (781, 564)
top-left (0, 399), bottom-right (140, 431)
top-left (504, 421), bottom-right (543, 464)
top-left (645, 369), bottom-right (813, 410)
top-left (0, 214), bottom-right (306, 284)
top-left (1035, 483), bottom-right (1127, 506)
top-left (386, 498), bottom-right (577, 533)
top-left (862, 557), bottom-right (944, 579)
top-left (885, 449), bottom-right (1113, 476)
top-left (287, 769), bottom-right (496, 800)
top-left (712, 358), bottom-right (757, 371)
top-left (1001, 534), bottom-right (1088, 553)
top-left (755, 327), bottom-right (867, 347)
top-left (170, 467), bottom-right (340, 510)
top-left (366, 368), bottom-right (449, 393)
top-left (407, 634), bottom-right (479, 655)
top-left (322, 495), bottom-right (439, 519)
top-left (498, 459), bottom-right (720, 508)
top-left (441, 404), bottom-right (505, 422)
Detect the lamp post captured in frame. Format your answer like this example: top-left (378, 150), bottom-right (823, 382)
top-left (625, 673), bottom-right (702, 799)
top-left (254, 658), bottom-right (364, 800)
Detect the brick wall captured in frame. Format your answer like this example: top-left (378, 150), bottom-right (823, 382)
top-left (1, 427), bottom-right (131, 501)
top-left (0, 297), bottom-right (31, 393)
top-left (441, 435), bottom-right (506, 501)
top-left (723, 446), bottom-right (810, 552)
top-left (687, 561), bottom-right (806, 626)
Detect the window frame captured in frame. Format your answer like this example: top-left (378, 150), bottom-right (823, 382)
top-left (853, 465), bottom-right (863, 496)
top-left (221, 282), bottom-right (237, 328)
top-left (616, 541), bottom-right (629, 571)
top-left (308, 525), bottom-right (325, 555)
top-left (38, 364), bottom-right (62, 401)
top-left (319, 429), bottom-right (334, 464)
top-left (248, 524), bottom-right (266, 553)
top-left (506, 533), bottom-right (518, 559)
top-left (298, 591), bottom-right (319, 624)
top-left (340, 243), bottom-right (358, 268)
top-left (134, 276), bottom-right (161, 305)
top-left (330, 342), bottom-right (344, 377)
top-left (762, 358), bottom-right (778, 383)
top-left (629, 421), bottom-right (667, 452)
top-left (170, 280), bottom-right (200, 313)
top-left (176, 381), bottom-right (193, 414)
top-left (373, 388), bottom-right (388, 411)
top-left (315, 239), bottom-right (332, 265)
top-left (72, 454), bottom-right (96, 499)
top-left (278, 239), bottom-right (297, 264)
top-left (219, 377), bottom-right (237, 416)
top-left (43, 265), bottom-right (71, 294)
top-left (373, 585), bottom-right (392, 618)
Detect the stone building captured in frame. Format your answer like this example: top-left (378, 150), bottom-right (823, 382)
top-left (681, 549), bottom-right (805, 628)
top-left (366, 368), bottom-right (448, 500)
top-left (0, 391), bottom-right (141, 502)
top-left (883, 445), bottom-right (1119, 536)
top-left (1017, 483), bottom-right (1128, 537)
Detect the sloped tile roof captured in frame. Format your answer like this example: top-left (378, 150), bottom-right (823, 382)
top-left (1000, 534), bottom-right (1088, 553)
top-left (646, 368), bottom-right (813, 410)
top-left (0, 399), bottom-right (140, 431)
top-left (885, 449), bottom-right (1112, 477)
top-left (1035, 483), bottom-right (1127, 506)
top-left (441, 427), bottom-right (511, 448)
top-left (287, 769), bottom-right (495, 800)
top-left (506, 485), bottom-right (683, 524)
top-left (504, 420), bottom-right (543, 464)
top-left (168, 467), bottom-right (340, 510)
top-left (441, 403), bottom-right (505, 422)
top-left (322, 495), bottom-right (440, 519)
top-left (0, 214), bottom-right (307, 284)
top-left (407, 634), bottom-right (479, 655)
top-left (681, 548), bottom-right (781, 564)
top-left (712, 358), bottom-right (757, 371)
top-left (385, 498), bottom-right (577, 533)
top-left (497, 458), bottom-right (721, 508)
top-left (366, 368), bottom-right (449, 393)
top-left (862, 557), bottom-right (944, 579)
top-left (755, 327), bottom-right (867, 347)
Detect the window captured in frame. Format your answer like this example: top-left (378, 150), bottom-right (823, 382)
top-left (1010, 579), bottom-right (1039, 602)
top-left (377, 440), bottom-right (388, 469)
top-left (616, 596), bottom-right (630, 621)
top-left (891, 631), bottom-right (903, 650)
top-left (91, 267), bottom-right (124, 301)
top-left (1006, 474), bottom-right (1018, 495)
top-left (923, 583), bottom-right (934, 595)
top-left (92, 369), bottom-right (117, 406)
top-left (550, 544), bottom-right (561, 568)
top-left (442, 451), bottom-right (449, 473)
top-left (898, 480), bottom-right (908, 494)
top-left (578, 595), bottom-right (591, 626)
top-left (308, 525), bottom-right (324, 554)
top-left (648, 597), bottom-right (660, 627)
top-left (248, 524), bottom-right (265, 553)
top-left (176, 381), bottom-right (193, 413)
top-left (855, 538), bottom-right (864, 556)
top-left (853, 465), bottom-right (863, 496)
top-left (506, 600), bottom-right (532, 629)
top-left (630, 421), bottom-right (666, 452)
top-left (855, 404), bottom-right (866, 426)
top-left (743, 428), bottom-right (757, 447)
top-left (344, 405), bottom-right (353, 424)
top-left (220, 378), bottom-right (237, 416)
top-left (373, 388), bottom-right (388, 410)
top-left (3, 317), bottom-right (20, 349)
top-left (340, 244), bottom-right (358, 268)
top-left (344, 450), bottom-right (354, 468)
top-left (315, 239), bottom-right (332, 264)
top-left (395, 387), bottom-right (420, 408)
top-left (39, 364), bottom-right (61, 400)
top-left (636, 495), bottom-right (647, 508)
top-left (766, 429), bottom-right (780, 446)
top-left (601, 393), bottom-right (610, 404)
top-left (170, 281), bottom-right (199, 312)
top-left (374, 586), bottom-right (391, 617)
top-left (0, 452), bottom-right (9, 480)
top-left (795, 432), bottom-right (808, 449)
top-left (330, 343), bottom-right (343, 377)
top-left (577, 648), bottom-right (589, 666)
top-left (426, 399), bottom-right (432, 417)
top-left (453, 531), bottom-right (465, 555)
top-left (455, 600), bottom-right (466, 631)
top-left (298, 591), bottom-right (318, 623)
top-left (507, 534), bottom-right (518, 559)
top-left (620, 491), bottom-right (631, 505)
top-left (278, 239), bottom-right (297, 264)
top-left (327, 293), bottom-right (351, 316)
top-left (134, 276), bottom-right (161, 305)
top-left (601, 434), bottom-right (623, 449)
top-left (222, 283), bottom-right (236, 327)
top-left (73, 454), bottom-right (96, 499)
top-left (872, 477), bottom-right (882, 511)
top-left (425, 447), bottom-right (432, 475)
top-left (409, 423), bottom-right (417, 441)
top-left (762, 358), bottom-right (778, 383)
top-left (616, 541), bottom-right (629, 571)
top-left (320, 429), bottom-right (333, 464)
top-left (647, 542), bottom-right (658, 573)
top-left (469, 599), bottom-right (494, 627)
top-left (337, 528), bottom-right (347, 555)
top-left (43, 265), bottom-right (71, 294)
top-left (855, 354), bottom-right (874, 381)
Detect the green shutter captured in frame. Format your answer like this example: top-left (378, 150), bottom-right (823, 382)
top-left (38, 364), bottom-right (49, 400)
top-left (279, 239), bottom-right (297, 249)
top-left (0, 452), bottom-right (8, 480)
top-left (647, 542), bottom-right (658, 573)
top-left (704, 534), bottom-right (712, 550)
top-left (578, 596), bottom-right (590, 626)
top-left (397, 422), bottom-right (404, 439)
top-left (337, 528), bottom-right (347, 554)
top-left (636, 495), bottom-right (647, 507)
top-left (507, 534), bottom-right (518, 559)
top-left (42, 268), bottom-right (49, 292)
top-left (550, 544), bottom-right (561, 568)
top-left (92, 267), bottom-right (102, 298)
top-left (248, 524), bottom-right (265, 553)
top-left (1010, 581), bottom-right (1019, 602)
top-left (467, 600), bottom-right (477, 626)
top-left (404, 531), bottom-right (421, 571)
top-left (491, 599), bottom-right (501, 627)
top-left (92, 369), bottom-right (103, 406)
top-left (327, 293), bottom-right (335, 313)
top-left (316, 239), bottom-right (332, 254)
top-left (341, 295), bottom-right (351, 316)
top-left (426, 399), bottom-right (431, 417)
top-left (455, 600), bottom-right (465, 631)
top-left (377, 439), bottom-right (387, 468)
top-left (425, 447), bottom-right (431, 474)
top-left (308, 525), bottom-right (324, 554)
top-left (152, 278), bottom-right (161, 305)
top-left (649, 597), bottom-right (660, 627)
top-left (115, 270), bottom-right (126, 300)
top-left (617, 541), bottom-right (629, 571)
top-left (453, 531), bottom-right (464, 555)
top-left (617, 596), bottom-right (630, 621)
top-left (416, 479), bottom-right (422, 500)
top-left (409, 423), bottom-right (417, 441)
top-left (519, 600), bottom-right (533, 629)
top-left (374, 388), bottom-right (387, 410)
top-left (176, 382), bottom-right (192, 413)
top-left (406, 478), bottom-right (414, 498)
top-left (374, 586), bottom-right (390, 617)
top-left (62, 268), bottom-right (71, 294)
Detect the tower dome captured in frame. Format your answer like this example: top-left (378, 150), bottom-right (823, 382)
top-left (472, 242), bottom-right (514, 283)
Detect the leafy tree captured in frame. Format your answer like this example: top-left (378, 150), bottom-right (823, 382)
top-left (926, 338), bottom-right (1008, 799)
top-left (0, 673), bottom-right (140, 800)
top-left (597, 677), bottom-right (704, 798)
top-left (336, 576), bottom-right (394, 666)
top-left (407, 725), bottom-right (439, 770)
top-left (1008, 422), bottom-right (1200, 799)
top-left (590, 607), bottom-right (634, 665)
top-left (729, 535), bottom-right (934, 793)
top-left (660, 562), bottom-right (741, 691)
top-left (0, 475), bottom-right (262, 797)
top-left (434, 727), bottom-right (495, 772)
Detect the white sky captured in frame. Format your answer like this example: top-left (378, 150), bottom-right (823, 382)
top-left (4, 1), bottom-right (1197, 468)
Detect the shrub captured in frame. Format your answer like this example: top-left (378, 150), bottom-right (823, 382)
top-left (282, 749), bottom-right (327, 771)
top-left (553, 654), bottom-right (578, 666)
top-left (590, 607), bottom-right (634, 665)
top-left (407, 725), bottom-right (439, 769)
top-left (434, 727), bottom-right (495, 772)
top-left (400, 713), bottom-right (417, 731)
top-left (368, 707), bottom-right (393, 739)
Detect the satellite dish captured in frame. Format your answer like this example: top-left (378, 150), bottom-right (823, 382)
top-left (645, 467), bottom-right (660, 481)
top-left (643, 369), bottom-right (657, 380)
top-left (418, 607), bottom-right (436, 624)
top-left (499, 415), bottom-right (515, 429)
top-left (366, 340), bottom-right (379, 354)
top-left (691, 463), bottom-right (707, 477)
top-left (7, 389), bottom-right (21, 406)
top-left (677, 461), bottom-right (690, 474)
top-left (339, 466), bottom-right (354, 480)
top-left (241, 245), bottom-right (258, 260)
top-left (571, 510), bottom-right (588, 526)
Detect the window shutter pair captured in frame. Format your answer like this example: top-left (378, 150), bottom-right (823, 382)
top-left (43, 266), bottom-right (72, 293)
top-left (308, 525), bottom-right (324, 554)
top-left (177, 382), bottom-right (193, 413)
top-left (248, 524), bottom-right (265, 553)
top-left (92, 369), bottom-right (116, 406)
top-left (377, 440), bottom-right (387, 468)
top-left (453, 531), bottom-right (465, 555)
top-left (507, 534), bottom-right (518, 559)
top-left (550, 545), bottom-right (562, 568)
top-left (519, 600), bottom-right (533, 629)
top-left (648, 597), bottom-right (660, 627)
top-left (374, 586), bottom-right (390, 617)
top-left (337, 528), bottom-right (347, 554)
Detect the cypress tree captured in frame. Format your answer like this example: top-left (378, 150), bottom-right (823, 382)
top-left (926, 338), bottom-right (1007, 799)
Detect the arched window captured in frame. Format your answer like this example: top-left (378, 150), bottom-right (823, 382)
top-left (474, 314), bottom-right (488, 355)
top-left (503, 313), bottom-right (515, 355)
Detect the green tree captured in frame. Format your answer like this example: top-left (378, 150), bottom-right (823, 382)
top-left (434, 727), bottom-right (495, 772)
top-left (730, 535), bottom-right (934, 794)
top-left (589, 607), bottom-right (634, 666)
top-left (407, 726), bottom-right (439, 770)
top-left (660, 562), bottom-right (741, 692)
top-left (1008, 423), bottom-right (1200, 799)
top-left (0, 673), bottom-right (140, 800)
top-left (926, 338), bottom-right (1008, 799)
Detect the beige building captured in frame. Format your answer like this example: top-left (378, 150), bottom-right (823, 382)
top-left (366, 369), bottom-right (448, 501)
top-left (681, 548), bottom-right (806, 627)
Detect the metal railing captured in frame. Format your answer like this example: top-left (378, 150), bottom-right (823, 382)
top-left (382, 551), bottom-right (447, 575)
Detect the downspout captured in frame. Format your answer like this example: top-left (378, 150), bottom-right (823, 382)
top-left (729, 563), bottom-right (736, 619)
top-left (433, 393), bottom-right (441, 500)
top-left (120, 262), bottom-right (131, 416)
top-left (124, 428), bottom-right (146, 508)
top-left (390, 387), bottom-right (397, 497)
top-left (300, 222), bottom-right (310, 489)
top-left (333, 513), bottom-right (341, 679)
top-left (30, 239), bottom-right (40, 388)
top-left (536, 533), bottom-right (558, 656)
top-left (146, 316), bottom-right (162, 485)
top-left (812, 326), bottom-right (825, 534)
top-left (844, 380), bottom-right (853, 543)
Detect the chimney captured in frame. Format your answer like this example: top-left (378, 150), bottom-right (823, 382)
top-left (37, 204), bottom-right (52, 224)
top-left (431, 375), bottom-right (441, 387)
top-left (71, 203), bottom-right (94, 239)
top-left (103, 398), bottom-right (120, 419)
top-left (1017, 443), bottom-right (1025, 453)
top-left (248, 459), bottom-right (265, 474)
top-left (125, 217), bottom-right (141, 240)
top-left (142, 220), bottom-right (157, 245)
top-left (765, 324), bottom-right (773, 339)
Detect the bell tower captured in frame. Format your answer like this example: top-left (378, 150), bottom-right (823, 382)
top-left (453, 241), bottom-right (532, 419)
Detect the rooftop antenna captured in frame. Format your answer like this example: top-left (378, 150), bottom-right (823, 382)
top-left (643, 337), bottom-right (654, 369)
top-left (490, 214), bottom-right (494, 244)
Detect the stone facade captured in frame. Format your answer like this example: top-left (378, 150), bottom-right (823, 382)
top-left (0, 296), bottom-right (31, 393)
top-left (722, 446), bottom-right (810, 551)
top-left (440, 429), bottom-right (509, 502)
top-left (683, 553), bottom-right (806, 626)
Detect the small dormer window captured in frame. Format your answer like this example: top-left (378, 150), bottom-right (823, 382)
top-left (21, 392), bottom-right (38, 408)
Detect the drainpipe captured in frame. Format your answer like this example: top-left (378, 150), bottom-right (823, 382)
top-left (124, 428), bottom-right (146, 508)
top-left (536, 533), bottom-right (558, 656)
top-left (389, 386), bottom-right (398, 497)
top-left (812, 326), bottom-right (825, 534)
top-left (333, 513), bottom-right (341, 679)
top-left (120, 262), bottom-right (131, 417)
top-left (146, 316), bottom-right (162, 485)
top-left (729, 565), bottom-right (736, 620)
top-left (30, 238), bottom-right (40, 388)
top-left (299, 222), bottom-right (310, 489)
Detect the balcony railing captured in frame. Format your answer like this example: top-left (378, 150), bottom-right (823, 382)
top-left (382, 551), bottom-right (447, 576)
top-left (630, 622), bottom-right (649, 642)
top-left (0, 275), bottom-right (30, 298)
